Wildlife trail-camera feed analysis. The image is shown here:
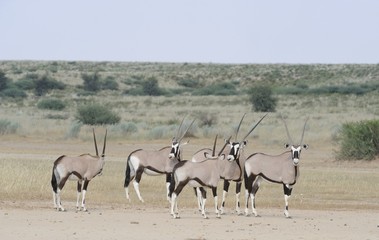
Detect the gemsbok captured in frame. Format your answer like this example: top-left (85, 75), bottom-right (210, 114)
top-left (244, 116), bottom-right (309, 218)
top-left (124, 118), bottom-right (194, 202)
top-left (169, 115), bottom-right (266, 219)
top-left (191, 113), bottom-right (267, 215)
top-left (51, 129), bottom-right (107, 212)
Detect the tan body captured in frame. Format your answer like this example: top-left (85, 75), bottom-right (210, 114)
top-left (169, 151), bottom-right (240, 219)
top-left (51, 130), bottom-right (107, 212)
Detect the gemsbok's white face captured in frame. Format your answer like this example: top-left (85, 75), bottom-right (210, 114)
top-left (286, 144), bottom-right (309, 166)
top-left (169, 140), bottom-right (180, 160)
top-left (226, 141), bottom-right (247, 162)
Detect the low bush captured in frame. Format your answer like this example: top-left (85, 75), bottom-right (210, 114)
top-left (102, 76), bottom-right (119, 90)
top-left (335, 120), bottom-right (379, 160)
top-left (192, 82), bottom-right (237, 96)
top-left (76, 103), bottom-right (121, 125)
top-left (0, 87), bottom-right (27, 98)
top-left (115, 122), bottom-right (138, 135)
top-left (37, 98), bottom-right (66, 110)
top-left (248, 85), bottom-right (277, 112)
top-left (0, 119), bottom-right (20, 135)
top-left (34, 75), bottom-right (65, 96)
top-left (177, 78), bottom-right (200, 88)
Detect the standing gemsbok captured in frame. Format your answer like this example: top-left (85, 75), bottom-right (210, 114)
top-left (244, 116), bottom-right (309, 218)
top-left (51, 129), bottom-right (107, 212)
top-left (191, 113), bottom-right (267, 215)
top-left (169, 115), bottom-right (266, 219)
top-left (124, 118), bottom-right (194, 202)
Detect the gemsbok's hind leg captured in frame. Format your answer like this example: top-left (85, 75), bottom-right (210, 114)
top-left (212, 187), bottom-right (221, 219)
top-left (250, 177), bottom-right (262, 217)
top-left (133, 169), bottom-right (144, 202)
top-left (56, 176), bottom-right (69, 211)
top-left (283, 184), bottom-right (293, 218)
top-left (199, 188), bottom-right (207, 218)
top-left (171, 182), bottom-right (187, 219)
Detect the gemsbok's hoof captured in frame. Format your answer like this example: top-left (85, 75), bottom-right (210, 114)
top-left (284, 210), bottom-right (291, 218)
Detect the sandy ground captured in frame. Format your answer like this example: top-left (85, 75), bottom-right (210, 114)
top-left (0, 202), bottom-right (378, 240)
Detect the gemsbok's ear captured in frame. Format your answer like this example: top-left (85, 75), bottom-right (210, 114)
top-left (303, 144), bottom-right (309, 149)
top-left (284, 143), bottom-right (290, 149)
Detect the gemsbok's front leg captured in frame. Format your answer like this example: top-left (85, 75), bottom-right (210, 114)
top-left (283, 184), bottom-right (293, 218)
top-left (79, 180), bottom-right (90, 212)
top-left (220, 180), bottom-right (229, 215)
top-left (166, 174), bottom-right (171, 201)
top-left (76, 180), bottom-right (83, 211)
top-left (235, 182), bottom-right (242, 215)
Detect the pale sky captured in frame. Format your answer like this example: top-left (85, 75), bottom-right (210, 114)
top-left (1, 0), bottom-right (378, 64)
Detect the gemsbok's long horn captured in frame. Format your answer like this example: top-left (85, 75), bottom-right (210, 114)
top-left (300, 117), bottom-right (309, 145)
top-left (102, 129), bottom-right (107, 156)
top-left (241, 113), bottom-right (268, 141)
top-left (235, 113), bottom-right (246, 141)
top-left (212, 134), bottom-right (218, 156)
top-left (281, 114), bottom-right (294, 145)
top-left (175, 116), bottom-right (187, 141)
top-left (178, 119), bottom-right (195, 142)
top-left (93, 128), bottom-right (99, 156)
top-left (218, 136), bottom-right (232, 156)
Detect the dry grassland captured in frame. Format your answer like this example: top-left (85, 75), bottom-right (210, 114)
top-left (1, 93), bottom-right (379, 213)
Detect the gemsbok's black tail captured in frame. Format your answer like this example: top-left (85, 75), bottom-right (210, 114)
top-left (124, 155), bottom-right (131, 188)
top-left (124, 149), bottom-right (142, 188)
top-left (51, 168), bottom-right (58, 193)
top-left (168, 174), bottom-right (176, 198)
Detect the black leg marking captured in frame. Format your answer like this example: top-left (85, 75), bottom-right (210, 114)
top-left (236, 182), bottom-right (242, 194)
top-left (283, 184), bottom-right (293, 196)
top-left (223, 180), bottom-right (230, 192)
top-left (83, 180), bottom-right (90, 191)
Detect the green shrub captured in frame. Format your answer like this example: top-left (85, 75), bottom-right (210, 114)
top-left (76, 103), bottom-right (121, 125)
top-left (1, 87), bottom-right (27, 98)
top-left (0, 119), bottom-right (20, 135)
top-left (102, 76), bottom-right (119, 90)
top-left (37, 98), bottom-right (66, 110)
top-left (34, 75), bottom-right (65, 96)
top-left (194, 111), bottom-right (218, 127)
top-left (248, 85), bottom-right (277, 112)
top-left (142, 77), bottom-right (162, 96)
top-left (114, 122), bottom-right (138, 135)
top-left (177, 79), bottom-right (200, 88)
top-left (0, 70), bottom-right (11, 91)
top-left (335, 120), bottom-right (379, 160)
top-left (192, 82), bottom-right (237, 96)
top-left (82, 72), bottom-right (101, 92)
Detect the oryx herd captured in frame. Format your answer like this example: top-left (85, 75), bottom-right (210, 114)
top-left (50, 114), bottom-right (309, 219)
